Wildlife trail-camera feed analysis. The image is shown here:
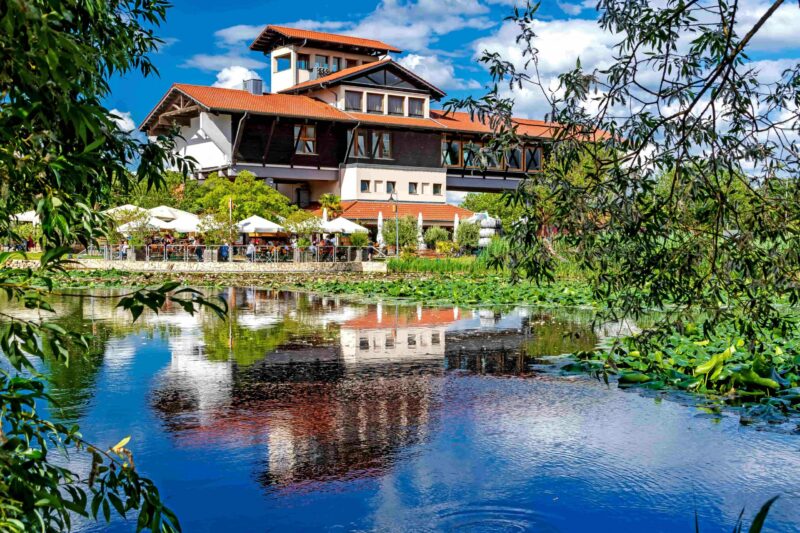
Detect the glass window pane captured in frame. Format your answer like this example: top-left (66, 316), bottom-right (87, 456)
top-left (388, 95), bottom-right (404, 115)
top-left (367, 94), bottom-right (383, 113)
top-left (345, 91), bottom-right (362, 111)
top-left (387, 181), bottom-right (395, 193)
top-left (315, 55), bottom-right (329, 70)
top-left (433, 183), bottom-right (442, 195)
top-left (297, 54), bottom-right (310, 70)
top-left (526, 146), bottom-right (541, 171)
top-left (356, 133), bottom-right (367, 156)
top-left (360, 180), bottom-right (370, 192)
top-left (408, 98), bottom-right (424, 117)
top-left (382, 133), bottom-right (391, 158)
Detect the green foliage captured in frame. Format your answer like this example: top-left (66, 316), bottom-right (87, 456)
top-left (0, 1), bottom-right (229, 530)
top-left (387, 256), bottom-right (487, 275)
top-left (197, 213), bottom-right (237, 245)
top-left (296, 276), bottom-right (595, 307)
top-left (283, 210), bottom-right (321, 237)
top-left (318, 193), bottom-right (342, 218)
top-left (114, 170), bottom-right (202, 212)
top-left (446, 1), bottom-right (800, 352)
top-left (195, 171), bottom-right (294, 221)
top-left (382, 215), bottom-right (418, 249)
top-left (348, 231), bottom-right (369, 247)
top-left (423, 226), bottom-right (449, 249)
top-left (460, 193), bottom-right (522, 229)
top-left (435, 240), bottom-right (457, 256)
top-left (455, 221), bottom-right (479, 249)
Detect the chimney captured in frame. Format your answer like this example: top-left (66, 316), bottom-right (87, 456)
top-left (242, 78), bottom-right (263, 95)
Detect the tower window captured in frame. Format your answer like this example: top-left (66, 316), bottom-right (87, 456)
top-left (408, 98), bottom-right (424, 117)
top-left (367, 93), bottom-right (384, 113)
top-left (345, 91), bottom-right (363, 112)
top-left (388, 95), bottom-right (404, 115)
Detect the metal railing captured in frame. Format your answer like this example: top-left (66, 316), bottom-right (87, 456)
top-left (98, 245), bottom-right (386, 263)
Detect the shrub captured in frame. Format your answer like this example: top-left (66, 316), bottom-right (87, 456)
top-left (455, 221), bottom-right (479, 249)
top-left (436, 240), bottom-right (457, 256)
top-left (382, 215), bottom-right (418, 249)
top-left (348, 232), bottom-right (369, 247)
top-left (424, 226), bottom-right (449, 248)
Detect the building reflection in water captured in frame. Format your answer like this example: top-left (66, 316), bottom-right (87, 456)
top-left (140, 288), bottom-right (598, 491)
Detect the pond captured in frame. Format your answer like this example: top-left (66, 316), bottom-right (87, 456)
top-left (24, 288), bottom-right (800, 532)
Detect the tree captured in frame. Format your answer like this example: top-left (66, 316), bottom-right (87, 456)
top-left (455, 222), bottom-right (480, 250)
top-left (318, 193), bottom-right (343, 218)
top-left (195, 171), bottom-right (295, 221)
top-left (461, 193), bottom-right (524, 229)
top-left (0, 1), bottom-right (225, 531)
top-left (383, 215), bottom-right (418, 249)
top-left (423, 226), bottom-right (450, 249)
top-left (283, 210), bottom-right (321, 238)
top-left (114, 170), bottom-right (204, 212)
top-left (197, 213), bottom-right (238, 245)
top-left (448, 1), bottom-right (800, 337)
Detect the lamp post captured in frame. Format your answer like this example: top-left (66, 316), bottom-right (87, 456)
top-left (388, 190), bottom-right (399, 256)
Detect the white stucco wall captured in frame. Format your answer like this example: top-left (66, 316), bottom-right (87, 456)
top-left (270, 45), bottom-right (380, 93)
top-left (339, 165), bottom-right (447, 202)
top-left (174, 114), bottom-right (230, 170)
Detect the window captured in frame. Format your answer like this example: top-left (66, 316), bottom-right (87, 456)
top-left (387, 181), bottom-right (396, 193)
top-left (442, 138), bottom-right (461, 166)
top-left (506, 147), bottom-right (522, 170)
top-left (408, 98), bottom-right (424, 117)
top-left (463, 141), bottom-right (482, 168)
top-left (367, 93), bottom-right (384, 113)
top-left (408, 334), bottom-right (416, 347)
top-left (332, 57), bottom-right (342, 72)
top-left (374, 180), bottom-right (383, 193)
top-left (359, 337), bottom-right (369, 350)
top-left (388, 95), bottom-right (404, 115)
top-left (409, 182), bottom-right (418, 195)
top-left (354, 130), bottom-right (368, 157)
top-left (346, 58), bottom-right (359, 69)
top-left (297, 54), bottom-right (310, 70)
top-left (372, 131), bottom-right (392, 158)
top-left (314, 55), bottom-right (329, 71)
top-left (274, 53), bottom-right (291, 72)
top-left (431, 332), bottom-right (440, 344)
top-left (525, 146), bottom-right (542, 171)
top-left (360, 180), bottom-right (370, 193)
top-left (433, 183), bottom-right (442, 196)
top-left (345, 91), bottom-right (363, 112)
top-left (385, 337), bottom-right (395, 348)
top-left (294, 125), bottom-right (316, 154)
top-left (487, 149), bottom-right (503, 169)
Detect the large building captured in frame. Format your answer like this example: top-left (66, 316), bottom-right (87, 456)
top-left (140, 25), bottom-right (557, 226)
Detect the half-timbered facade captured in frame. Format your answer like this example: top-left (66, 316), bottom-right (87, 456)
top-left (140, 25), bottom-right (558, 224)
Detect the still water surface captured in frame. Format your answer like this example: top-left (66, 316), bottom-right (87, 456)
top-left (28, 288), bottom-right (800, 532)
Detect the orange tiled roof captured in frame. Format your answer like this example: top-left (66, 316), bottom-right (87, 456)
top-left (251, 25), bottom-right (402, 54)
top-left (312, 201), bottom-right (473, 223)
top-left (140, 83), bottom-right (561, 140)
top-left (344, 307), bottom-right (458, 329)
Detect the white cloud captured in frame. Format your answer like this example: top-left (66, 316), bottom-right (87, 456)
top-left (399, 54), bottom-right (481, 90)
top-left (472, 17), bottom-right (618, 117)
top-left (213, 24), bottom-right (263, 47)
top-left (212, 66), bottom-right (263, 89)
top-left (182, 53), bottom-right (266, 72)
top-left (447, 190), bottom-right (467, 205)
top-left (109, 109), bottom-right (136, 133)
top-left (738, 0), bottom-right (800, 52)
top-left (556, 1), bottom-right (585, 16)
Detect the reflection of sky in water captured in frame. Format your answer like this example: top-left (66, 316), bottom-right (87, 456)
top-left (10, 289), bottom-right (798, 533)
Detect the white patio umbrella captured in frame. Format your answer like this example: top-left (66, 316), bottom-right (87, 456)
top-left (453, 213), bottom-right (460, 242)
top-left (321, 217), bottom-right (368, 234)
top-left (237, 215), bottom-right (284, 234)
top-left (417, 212), bottom-right (425, 250)
top-left (11, 211), bottom-right (40, 225)
top-left (166, 213), bottom-right (201, 233)
top-left (117, 216), bottom-right (170, 234)
top-left (148, 205), bottom-right (194, 222)
top-left (103, 204), bottom-right (148, 218)
top-left (376, 211), bottom-right (384, 247)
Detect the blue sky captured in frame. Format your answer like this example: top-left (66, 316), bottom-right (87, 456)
top-left (108, 0), bottom-right (800, 132)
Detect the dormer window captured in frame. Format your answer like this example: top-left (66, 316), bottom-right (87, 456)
top-left (388, 95), bottom-right (404, 116)
top-left (409, 98), bottom-right (424, 117)
top-left (367, 93), bottom-right (384, 114)
top-left (297, 54), bottom-right (310, 70)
